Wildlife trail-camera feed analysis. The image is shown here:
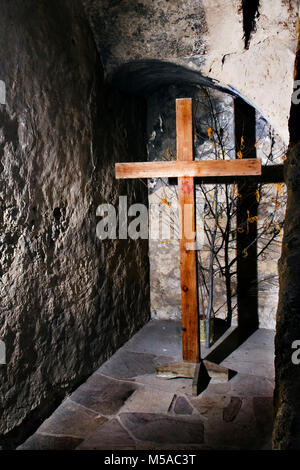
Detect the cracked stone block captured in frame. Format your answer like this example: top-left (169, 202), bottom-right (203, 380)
top-left (97, 350), bottom-right (158, 379)
top-left (76, 419), bottom-right (136, 450)
top-left (119, 413), bottom-right (204, 444)
top-left (120, 387), bottom-right (175, 414)
top-left (70, 373), bottom-right (137, 415)
top-left (223, 397), bottom-right (242, 422)
top-left (174, 396), bottom-right (193, 415)
top-left (37, 399), bottom-right (106, 439)
top-left (18, 433), bottom-right (83, 450)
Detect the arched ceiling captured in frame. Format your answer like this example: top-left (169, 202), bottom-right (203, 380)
top-left (82, 0), bottom-right (299, 144)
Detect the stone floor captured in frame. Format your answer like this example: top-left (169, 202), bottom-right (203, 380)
top-left (18, 321), bottom-right (275, 450)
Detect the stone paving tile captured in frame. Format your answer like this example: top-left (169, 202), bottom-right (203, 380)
top-left (221, 329), bottom-right (275, 379)
top-left (97, 350), bottom-right (158, 379)
top-left (133, 373), bottom-right (193, 395)
top-left (202, 326), bottom-right (237, 360)
top-left (70, 373), bottom-right (137, 415)
top-left (253, 396), bottom-right (273, 435)
top-left (222, 352), bottom-right (274, 379)
top-left (223, 397), bottom-right (243, 422)
top-left (228, 373), bottom-right (274, 397)
top-left (199, 372), bottom-right (273, 398)
top-left (223, 347), bottom-right (274, 365)
top-left (189, 394), bottom-right (231, 420)
top-left (212, 395), bottom-right (272, 450)
top-left (122, 320), bottom-right (182, 360)
top-left (221, 361), bottom-right (274, 380)
top-left (76, 419), bottom-right (136, 450)
top-left (203, 397), bottom-right (268, 450)
top-left (37, 399), bottom-right (105, 439)
top-left (240, 328), bottom-right (275, 346)
top-left (202, 380), bottom-right (231, 395)
top-left (120, 387), bottom-right (175, 414)
top-left (119, 413), bottom-right (204, 444)
top-left (173, 396), bottom-right (193, 415)
top-left (18, 433), bottom-right (83, 450)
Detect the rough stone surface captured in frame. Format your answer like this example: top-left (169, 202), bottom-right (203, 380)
top-left (83, 0), bottom-right (208, 76)
top-left (83, 0), bottom-right (298, 143)
top-left (0, 0), bottom-right (150, 448)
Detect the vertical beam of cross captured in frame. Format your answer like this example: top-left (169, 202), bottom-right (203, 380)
top-left (176, 99), bottom-right (200, 363)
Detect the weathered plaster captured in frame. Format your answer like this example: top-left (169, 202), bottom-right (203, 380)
top-left (83, 0), bottom-right (298, 143)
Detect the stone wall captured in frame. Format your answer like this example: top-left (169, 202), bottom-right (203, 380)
top-left (0, 0), bottom-right (150, 448)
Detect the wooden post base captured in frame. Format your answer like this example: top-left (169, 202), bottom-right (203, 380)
top-left (156, 360), bottom-right (236, 397)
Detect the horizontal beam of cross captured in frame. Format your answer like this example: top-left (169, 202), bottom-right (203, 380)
top-left (116, 159), bottom-right (261, 179)
top-left (167, 164), bottom-right (284, 186)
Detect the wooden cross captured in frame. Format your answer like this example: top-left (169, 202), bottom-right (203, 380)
top-left (115, 98), bottom-right (261, 365)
